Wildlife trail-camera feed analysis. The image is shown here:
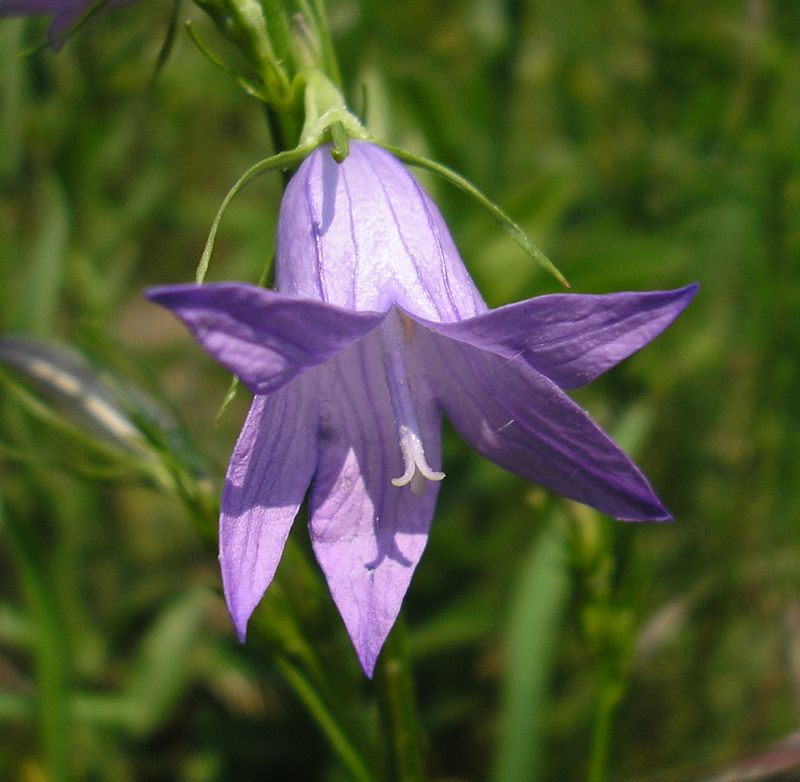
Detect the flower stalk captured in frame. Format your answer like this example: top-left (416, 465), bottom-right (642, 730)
top-left (297, 69), bottom-right (366, 148)
top-left (193, 0), bottom-right (291, 104)
top-left (587, 667), bottom-right (625, 782)
top-left (1, 497), bottom-right (71, 782)
top-left (376, 616), bottom-right (425, 782)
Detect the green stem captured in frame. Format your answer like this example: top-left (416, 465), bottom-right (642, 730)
top-left (376, 616), bottom-right (425, 782)
top-left (276, 656), bottom-right (374, 782)
top-left (493, 520), bottom-right (571, 782)
top-left (264, 104), bottom-right (299, 164)
top-left (586, 670), bottom-right (624, 782)
top-left (259, 0), bottom-right (296, 75)
top-left (229, 0), bottom-right (291, 103)
top-left (309, 0), bottom-right (342, 87)
top-left (0, 495), bottom-right (71, 782)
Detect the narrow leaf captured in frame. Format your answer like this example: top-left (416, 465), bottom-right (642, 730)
top-left (184, 21), bottom-right (269, 102)
top-left (0, 494), bottom-right (71, 782)
top-left (492, 517), bottom-right (571, 782)
top-left (23, 175), bottom-right (70, 336)
top-left (275, 656), bottom-right (375, 782)
top-left (195, 144), bottom-right (316, 283)
top-left (150, 0), bottom-right (181, 84)
top-left (75, 589), bottom-right (210, 737)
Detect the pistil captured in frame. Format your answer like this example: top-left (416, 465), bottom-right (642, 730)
top-left (380, 311), bottom-right (445, 495)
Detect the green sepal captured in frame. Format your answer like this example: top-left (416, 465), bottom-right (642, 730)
top-left (195, 69), bottom-right (368, 287)
top-left (329, 122), bottom-right (350, 163)
top-left (196, 144), bottom-right (317, 284)
top-left (376, 142), bottom-right (570, 288)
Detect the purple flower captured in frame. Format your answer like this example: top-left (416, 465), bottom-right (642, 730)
top-left (147, 141), bottom-right (697, 676)
top-left (0, 0), bottom-right (137, 47)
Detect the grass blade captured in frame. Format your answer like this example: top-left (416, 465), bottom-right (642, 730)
top-left (492, 517), bottom-right (571, 782)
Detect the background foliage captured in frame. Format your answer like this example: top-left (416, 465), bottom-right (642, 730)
top-left (1, 1), bottom-right (799, 779)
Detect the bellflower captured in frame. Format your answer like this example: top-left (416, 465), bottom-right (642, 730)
top-left (0, 0), bottom-right (137, 47)
top-left (148, 140), bottom-right (697, 676)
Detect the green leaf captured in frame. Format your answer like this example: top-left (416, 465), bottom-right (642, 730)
top-left (22, 175), bottom-right (70, 336)
top-left (0, 494), bottom-right (71, 782)
top-left (150, 0), bottom-right (182, 84)
top-left (74, 589), bottom-right (210, 736)
top-left (276, 656), bottom-right (375, 782)
top-left (184, 21), bottom-right (269, 102)
top-left (0, 20), bottom-right (25, 180)
top-left (376, 617), bottom-right (425, 782)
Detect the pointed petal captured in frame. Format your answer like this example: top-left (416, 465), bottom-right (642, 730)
top-left (423, 332), bottom-right (671, 521)
top-left (307, 329), bottom-right (441, 676)
top-left (419, 285), bottom-right (698, 389)
top-left (146, 283), bottom-right (384, 394)
top-left (220, 378), bottom-right (318, 640)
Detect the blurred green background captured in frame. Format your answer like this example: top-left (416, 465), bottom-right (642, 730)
top-left (1, 1), bottom-right (799, 780)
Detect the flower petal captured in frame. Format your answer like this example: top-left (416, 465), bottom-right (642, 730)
top-left (276, 142), bottom-right (486, 321)
top-left (220, 378), bottom-right (318, 640)
top-left (146, 283), bottom-right (384, 394)
top-left (307, 327), bottom-right (441, 677)
top-left (419, 284), bottom-right (698, 389)
top-left (423, 332), bottom-right (671, 521)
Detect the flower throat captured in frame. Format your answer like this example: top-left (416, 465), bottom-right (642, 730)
top-left (379, 311), bottom-right (444, 495)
